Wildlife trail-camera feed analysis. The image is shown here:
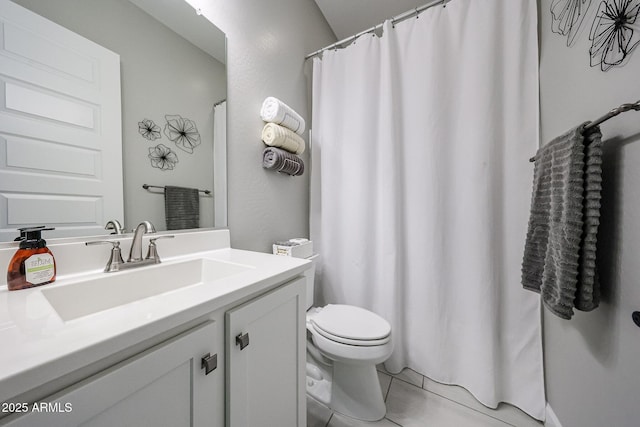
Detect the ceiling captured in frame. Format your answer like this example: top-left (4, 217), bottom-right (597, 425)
top-left (313, 0), bottom-right (429, 40)
top-left (134, 0), bottom-right (226, 64)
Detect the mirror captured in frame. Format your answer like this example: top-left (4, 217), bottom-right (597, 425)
top-left (0, 0), bottom-right (226, 241)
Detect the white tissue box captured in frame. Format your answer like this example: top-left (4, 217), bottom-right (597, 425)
top-left (272, 240), bottom-right (313, 259)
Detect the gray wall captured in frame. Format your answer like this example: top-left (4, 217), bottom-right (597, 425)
top-left (194, 0), bottom-right (335, 252)
top-left (539, 1), bottom-right (640, 426)
top-left (13, 0), bottom-right (227, 232)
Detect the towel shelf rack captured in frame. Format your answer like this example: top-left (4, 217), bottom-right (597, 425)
top-left (529, 99), bottom-right (640, 162)
top-left (142, 184), bottom-right (211, 195)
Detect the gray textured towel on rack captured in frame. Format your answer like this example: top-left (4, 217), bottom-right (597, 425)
top-left (262, 147), bottom-right (305, 176)
top-left (521, 123), bottom-right (603, 319)
top-left (164, 185), bottom-right (200, 230)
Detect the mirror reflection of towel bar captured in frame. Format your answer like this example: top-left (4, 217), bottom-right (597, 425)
top-left (142, 184), bottom-right (211, 195)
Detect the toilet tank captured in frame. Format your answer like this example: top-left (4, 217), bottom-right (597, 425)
top-left (303, 254), bottom-right (318, 309)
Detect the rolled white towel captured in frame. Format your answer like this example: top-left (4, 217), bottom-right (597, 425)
top-left (260, 97), bottom-right (306, 135)
top-left (262, 123), bottom-right (306, 155)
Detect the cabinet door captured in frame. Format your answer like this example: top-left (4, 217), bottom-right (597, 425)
top-left (226, 278), bottom-right (306, 427)
top-left (1, 321), bottom-right (220, 427)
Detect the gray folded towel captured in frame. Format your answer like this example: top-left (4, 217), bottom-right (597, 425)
top-left (262, 147), bottom-right (305, 176)
top-left (164, 185), bottom-right (200, 230)
top-left (522, 123), bottom-right (602, 319)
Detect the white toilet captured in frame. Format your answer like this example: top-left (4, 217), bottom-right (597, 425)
top-left (304, 255), bottom-right (393, 421)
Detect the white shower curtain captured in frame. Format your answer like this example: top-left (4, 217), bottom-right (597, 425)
top-left (310, 0), bottom-right (545, 420)
top-left (213, 101), bottom-right (227, 227)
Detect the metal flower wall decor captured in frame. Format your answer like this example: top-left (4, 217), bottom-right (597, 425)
top-left (148, 143), bottom-right (179, 171)
top-left (550, 0), bottom-right (640, 71)
top-left (138, 118), bottom-right (161, 140)
top-left (164, 114), bottom-right (201, 154)
top-left (589, 0), bottom-right (640, 70)
top-left (138, 114), bottom-right (200, 170)
top-left (551, 0), bottom-right (593, 46)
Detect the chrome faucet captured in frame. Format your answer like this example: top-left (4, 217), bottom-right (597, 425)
top-left (128, 220), bottom-right (156, 263)
top-left (87, 221), bottom-right (177, 273)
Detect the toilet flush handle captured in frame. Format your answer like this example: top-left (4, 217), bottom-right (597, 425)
top-left (236, 332), bottom-right (250, 350)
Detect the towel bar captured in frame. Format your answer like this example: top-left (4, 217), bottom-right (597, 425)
top-left (142, 184), bottom-right (211, 195)
top-left (529, 99), bottom-right (640, 162)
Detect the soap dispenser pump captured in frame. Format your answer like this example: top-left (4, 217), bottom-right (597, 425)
top-left (7, 226), bottom-right (56, 291)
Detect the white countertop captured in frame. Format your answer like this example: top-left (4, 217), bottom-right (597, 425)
top-left (0, 230), bottom-right (310, 403)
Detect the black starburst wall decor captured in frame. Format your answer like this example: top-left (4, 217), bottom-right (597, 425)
top-left (148, 143), bottom-right (179, 171)
top-left (138, 118), bottom-right (161, 141)
top-left (551, 0), bottom-right (593, 46)
top-left (164, 114), bottom-right (201, 154)
top-left (589, 0), bottom-right (640, 71)
top-left (550, 0), bottom-right (640, 71)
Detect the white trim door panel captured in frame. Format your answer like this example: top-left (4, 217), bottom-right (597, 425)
top-left (0, 0), bottom-right (122, 240)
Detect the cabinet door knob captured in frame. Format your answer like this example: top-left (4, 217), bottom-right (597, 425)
top-left (201, 352), bottom-right (217, 375)
top-left (235, 332), bottom-right (250, 350)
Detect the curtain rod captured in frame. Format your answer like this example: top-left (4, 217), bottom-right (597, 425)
top-left (305, 0), bottom-right (450, 60)
top-left (142, 184), bottom-right (211, 195)
top-left (529, 100), bottom-right (640, 163)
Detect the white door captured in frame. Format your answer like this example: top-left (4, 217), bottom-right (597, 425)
top-left (0, 0), bottom-right (122, 241)
top-left (226, 278), bottom-right (307, 427)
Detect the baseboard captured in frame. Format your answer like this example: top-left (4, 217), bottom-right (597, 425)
top-left (545, 403), bottom-right (563, 427)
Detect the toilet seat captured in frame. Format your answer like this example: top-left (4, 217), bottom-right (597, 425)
top-left (311, 324), bottom-right (391, 346)
top-left (309, 304), bottom-right (391, 346)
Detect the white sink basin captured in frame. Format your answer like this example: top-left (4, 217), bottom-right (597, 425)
top-left (42, 258), bottom-right (251, 321)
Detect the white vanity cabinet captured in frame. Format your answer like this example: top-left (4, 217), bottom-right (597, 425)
top-left (226, 277), bottom-right (306, 427)
top-left (0, 274), bottom-right (307, 427)
top-left (1, 320), bottom-right (221, 427)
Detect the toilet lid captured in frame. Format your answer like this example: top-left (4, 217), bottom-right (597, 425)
top-left (310, 304), bottom-right (391, 342)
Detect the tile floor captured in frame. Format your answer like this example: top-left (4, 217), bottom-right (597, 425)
top-left (307, 368), bottom-right (544, 427)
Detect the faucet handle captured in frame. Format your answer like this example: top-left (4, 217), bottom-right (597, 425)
top-left (145, 235), bottom-right (175, 263)
top-left (86, 240), bottom-right (125, 272)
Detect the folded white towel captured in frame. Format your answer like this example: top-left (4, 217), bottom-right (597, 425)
top-left (262, 123), bottom-right (306, 155)
top-left (260, 97), bottom-right (306, 135)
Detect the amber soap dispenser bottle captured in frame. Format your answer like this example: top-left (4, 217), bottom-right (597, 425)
top-left (7, 226), bottom-right (56, 291)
